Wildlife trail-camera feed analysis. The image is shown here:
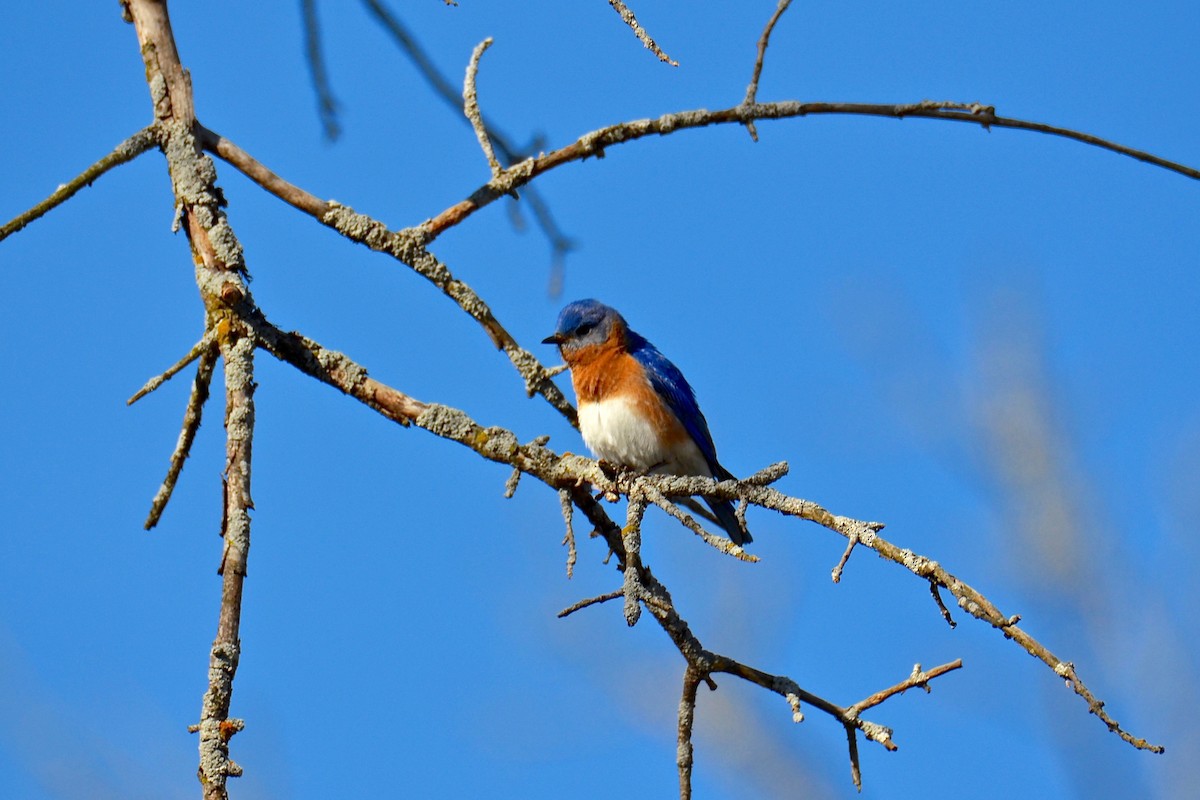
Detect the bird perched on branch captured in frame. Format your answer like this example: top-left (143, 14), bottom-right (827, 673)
top-left (543, 299), bottom-right (751, 545)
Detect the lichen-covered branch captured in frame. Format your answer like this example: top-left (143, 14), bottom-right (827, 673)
top-left (677, 667), bottom-right (701, 799)
top-left (463, 38), bottom-right (502, 177)
top-left (251, 307), bottom-right (1162, 755)
top-left (121, 2), bottom-right (268, 795)
top-left (196, 331), bottom-right (256, 798)
top-left (0, 125), bottom-right (159, 242)
top-left (425, 99), bottom-right (1200, 237)
top-left (193, 126), bottom-right (577, 425)
top-left (246, 318), bottom-right (968, 785)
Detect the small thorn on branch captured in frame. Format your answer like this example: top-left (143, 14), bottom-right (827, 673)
top-left (503, 466), bottom-right (522, 498)
top-left (929, 581), bottom-right (957, 628)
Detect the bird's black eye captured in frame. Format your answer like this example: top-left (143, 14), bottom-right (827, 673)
top-left (576, 322), bottom-right (596, 337)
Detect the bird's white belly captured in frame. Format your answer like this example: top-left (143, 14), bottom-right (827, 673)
top-left (578, 397), bottom-right (709, 476)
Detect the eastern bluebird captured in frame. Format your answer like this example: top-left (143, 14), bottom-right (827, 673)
top-left (542, 299), bottom-right (751, 545)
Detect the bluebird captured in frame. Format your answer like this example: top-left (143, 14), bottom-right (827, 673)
top-left (542, 299), bottom-right (751, 545)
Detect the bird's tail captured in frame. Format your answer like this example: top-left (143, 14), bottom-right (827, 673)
top-left (706, 496), bottom-right (752, 545)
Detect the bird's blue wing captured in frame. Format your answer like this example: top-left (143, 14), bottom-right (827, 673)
top-left (626, 330), bottom-right (722, 474)
top-left (628, 330), bottom-right (750, 543)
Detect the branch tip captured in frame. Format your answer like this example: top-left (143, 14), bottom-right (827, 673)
top-left (607, 0), bottom-right (678, 66)
top-left (464, 37), bottom-right (502, 178)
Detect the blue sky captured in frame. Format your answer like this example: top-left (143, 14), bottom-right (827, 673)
top-left (2, 2), bottom-right (1198, 798)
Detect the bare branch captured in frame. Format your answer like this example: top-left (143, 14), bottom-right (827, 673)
top-left (742, 0), bottom-right (793, 141)
top-left (196, 127), bottom-right (577, 424)
top-left (251, 314), bottom-right (429, 425)
top-left (128, 329), bottom-right (217, 406)
top-left (621, 488), bottom-right (648, 626)
top-left (425, 100), bottom-right (1200, 237)
top-left (677, 667), bottom-right (702, 800)
top-left (844, 724), bottom-right (862, 791)
top-left (247, 310), bottom-right (1161, 777)
top-left (830, 530), bottom-right (857, 583)
top-left (249, 302), bottom-right (1168, 757)
top-left (642, 482), bottom-right (759, 562)
top-left (929, 581), bottom-right (957, 629)
top-left (558, 488), bottom-right (577, 578)
top-left (1, 125), bottom-right (158, 242)
top-left (463, 38), bottom-right (502, 177)
top-left (198, 125), bottom-right (330, 218)
top-left (122, 4), bottom-right (263, 794)
top-left (300, 0), bottom-right (340, 140)
top-left (557, 589), bottom-right (623, 619)
top-left (197, 331), bottom-right (256, 798)
top-left (143, 342), bottom-right (219, 530)
top-left (846, 660), bottom-right (964, 718)
top-left (605, 0), bottom-right (678, 66)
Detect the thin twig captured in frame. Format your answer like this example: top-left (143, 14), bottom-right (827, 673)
top-left (198, 126), bottom-right (330, 218)
top-left (844, 724), bottom-right (862, 791)
top-left (463, 38), bottom-right (502, 177)
top-left (559, 489), bottom-right (577, 578)
top-left (1, 125), bottom-right (159, 242)
top-left (929, 581), bottom-right (957, 628)
top-left (742, 0), bottom-right (793, 141)
top-left (128, 330), bottom-right (217, 406)
top-left (300, 0), bottom-right (340, 140)
top-left (144, 343), bottom-right (219, 530)
top-left (831, 531), bottom-right (857, 583)
top-left (846, 660), bottom-right (964, 718)
top-left (425, 99), bottom-right (1200, 238)
top-left (642, 483), bottom-right (758, 562)
top-left (606, 0), bottom-right (678, 66)
top-left (557, 589), bottom-right (623, 618)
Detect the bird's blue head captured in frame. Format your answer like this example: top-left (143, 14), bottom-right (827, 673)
top-left (542, 299), bottom-right (626, 354)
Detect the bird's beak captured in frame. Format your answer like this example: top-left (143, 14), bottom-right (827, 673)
top-left (541, 333), bottom-right (564, 345)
